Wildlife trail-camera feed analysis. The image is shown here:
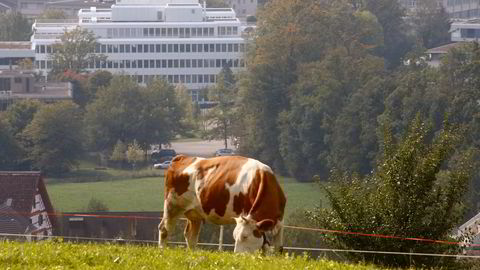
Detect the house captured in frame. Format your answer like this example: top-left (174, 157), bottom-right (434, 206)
top-left (0, 171), bottom-right (57, 240)
top-left (0, 69), bottom-right (73, 110)
top-left (457, 211), bottom-right (480, 255)
top-left (425, 42), bottom-right (466, 68)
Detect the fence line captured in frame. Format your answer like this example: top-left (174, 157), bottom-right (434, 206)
top-left (3, 211), bottom-right (480, 249)
top-left (1, 232), bottom-right (480, 259)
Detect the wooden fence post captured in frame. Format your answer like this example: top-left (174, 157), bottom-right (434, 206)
top-left (218, 225), bottom-right (224, 251)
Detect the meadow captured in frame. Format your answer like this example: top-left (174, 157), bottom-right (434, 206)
top-left (46, 162), bottom-right (324, 216)
top-left (0, 241), bottom-right (384, 270)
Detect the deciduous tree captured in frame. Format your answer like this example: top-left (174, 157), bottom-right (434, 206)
top-left (22, 101), bottom-right (84, 175)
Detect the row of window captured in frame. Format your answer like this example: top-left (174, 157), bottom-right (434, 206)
top-left (132, 74), bottom-right (218, 85)
top-left (35, 58), bottom-right (245, 70)
top-left (105, 26), bottom-right (239, 39)
top-left (36, 42), bottom-right (247, 54)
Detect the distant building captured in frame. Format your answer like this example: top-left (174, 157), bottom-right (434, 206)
top-left (0, 171), bottom-right (57, 240)
top-left (442, 0), bottom-right (480, 19)
top-left (457, 211), bottom-right (480, 255)
top-left (32, 0), bottom-right (249, 101)
top-left (0, 42), bottom-right (34, 70)
top-left (224, 0), bottom-right (257, 18)
top-left (0, 69), bottom-right (72, 110)
top-left (451, 19), bottom-right (480, 42)
top-left (11, 0), bottom-right (112, 18)
top-left (425, 42), bottom-right (465, 67)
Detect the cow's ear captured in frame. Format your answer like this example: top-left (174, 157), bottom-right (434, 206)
top-left (172, 155), bottom-right (187, 163)
top-left (256, 219), bottom-right (275, 231)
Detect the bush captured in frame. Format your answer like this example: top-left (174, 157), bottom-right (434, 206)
top-left (308, 116), bottom-right (474, 268)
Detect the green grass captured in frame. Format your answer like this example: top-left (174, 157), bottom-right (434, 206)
top-left (47, 175), bottom-right (323, 216)
top-left (0, 241), bottom-right (385, 270)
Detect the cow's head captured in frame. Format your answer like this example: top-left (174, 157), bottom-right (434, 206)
top-left (233, 215), bottom-right (275, 253)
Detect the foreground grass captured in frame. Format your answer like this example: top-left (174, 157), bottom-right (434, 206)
top-left (0, 241), bottom-right (383, 270)
top-left (47, 175), bottom-right (323, 215)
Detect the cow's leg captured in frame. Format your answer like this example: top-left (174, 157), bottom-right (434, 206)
top-left (158, 202), bottom-right (182, 248)
top-left (184, 219), bottom-right (202, 249)
top-left (271, 223), bottom-right (284, 254)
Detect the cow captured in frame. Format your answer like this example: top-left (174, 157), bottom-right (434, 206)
top-left (158, 155), bottom-right (286, 253)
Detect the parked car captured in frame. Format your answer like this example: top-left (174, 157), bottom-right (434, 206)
top-left (154, 160), bottom-right (172, 169)
top-left (215, 148), bottom-right (235, 157)
top-left (151, 149), bottom-right (176, 163)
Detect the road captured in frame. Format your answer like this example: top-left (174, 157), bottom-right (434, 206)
top-left (170, 139), bottom-right (234, 157)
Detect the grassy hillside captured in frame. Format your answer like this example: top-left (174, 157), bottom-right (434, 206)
top-left (0, 241), bottom-right (383, 270)
top-left (47, 170), bottom-right (324, 215)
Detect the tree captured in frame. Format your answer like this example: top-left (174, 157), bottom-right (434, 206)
top-left (50, 26), bottom-right (106, 75)
top-left (110, 140), bottom-right (127, 167)
top-left (205, 66), bottom-right (237, 149)
top-left (126, 140), bottom-right (145, 169)
top-left (308, 116), bottom-right (473, 268)
top-left (0, 12), bottom-right (31, 41)
top-left (84, 76), bottom-right (184, 152)
top-left (411, 0), bottom-right (451, 49)
top-left (39, 9), bottom-right (69, 20)
top-left (362, 0), bottom-right (413, 68)
top-left (3, 100), bottom-right (43, 136)
top-left (22, 101), bottom-right (84, 175)
top-left (206, 0), bottom-right (228, 8)
top-left (0, 118), bottom-right (23, 170)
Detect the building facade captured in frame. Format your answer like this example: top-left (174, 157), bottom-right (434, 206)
top-left (443, 0), bottom-right (480, 19)
top-left (0, 171), bottom-right (56, 240)
top-left (32, 0), bottom-right (248, 101)
top-left (224, 0), bottom-right (257, 18)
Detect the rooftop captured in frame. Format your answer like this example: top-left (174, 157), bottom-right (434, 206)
top-left (0, 42), bottom-right (32, 50)
top-left (426, 42), bottom-right (467, 54)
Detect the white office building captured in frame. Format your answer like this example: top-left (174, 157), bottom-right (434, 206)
top-left (32, 0), bottom-right (248, 101)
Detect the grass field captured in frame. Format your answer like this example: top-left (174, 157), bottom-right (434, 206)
top-left (0, 241), bottom-right (384, 270)
top-left (47, 173), bottom-right (325, 216)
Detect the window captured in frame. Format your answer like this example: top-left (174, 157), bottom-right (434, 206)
top-left (126, 60), bottom-right (131, 68)
top-left (14, 77), bottom-right (22, 83)
top-left (180, 59), bottom-right (185, 68)
top-left (162, 44), bottom-right (167, 53)
top-left (173, 28), bottom-right (178, 36)
top-left (144, 59), bottom-right (149, 68)
top-left (168, 44), bottom-right (173, 53)
top-left (180, 44), bottom-right (185, 52)
top-left (113, 45), bottom-right (118, 53)
top-left (149, 28), bottom-right (154, 36)
top-left (101, 44), bottom-right (107, 53)
top-left (138, 60), bottom-right (143, 68)
top-left (132, 45), bottom-right (137, 53)
top-left (108, 45), bottom-right (113, 53)
top-left (144, 44), bottom-right (149, 53)
top-left (113, 28), bottom-right (118, 38)
top-left (168, 59), bottom-right (173, 68)
top-left (174, 44), bottom-right (179, 52)
top-left (186, 44), bottom-right (191, 52)
top-left (156, 60), bottom-right (161, 68)
top-left (150, 60), bottom-right (154, 68)
top-left (156, 44), bottom-right (161, 53)
top-left (155, 28), bottom-right (160, 36)
top-left (192, 44), bottom-right (197, 52)
top-left (138, 44), bottom-right (143, 53)
top-left (143, 28), bottom-right (149, 36)
top-left (126, 44), bottom-right (131, 53)
top-left (174, 59), bottom-right (179, 68)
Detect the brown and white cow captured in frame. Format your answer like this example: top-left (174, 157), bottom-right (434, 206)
top-left (158, 155), bottom-right (286, 253)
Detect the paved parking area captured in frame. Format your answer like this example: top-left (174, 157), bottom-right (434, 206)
top-left (170, 140), bottom-right (234, 157)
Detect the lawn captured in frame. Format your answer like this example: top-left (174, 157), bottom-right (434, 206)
top-left (47, 174), bottom-right (325, 216)
top-left (0, 241), bottom-right (385, 270)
